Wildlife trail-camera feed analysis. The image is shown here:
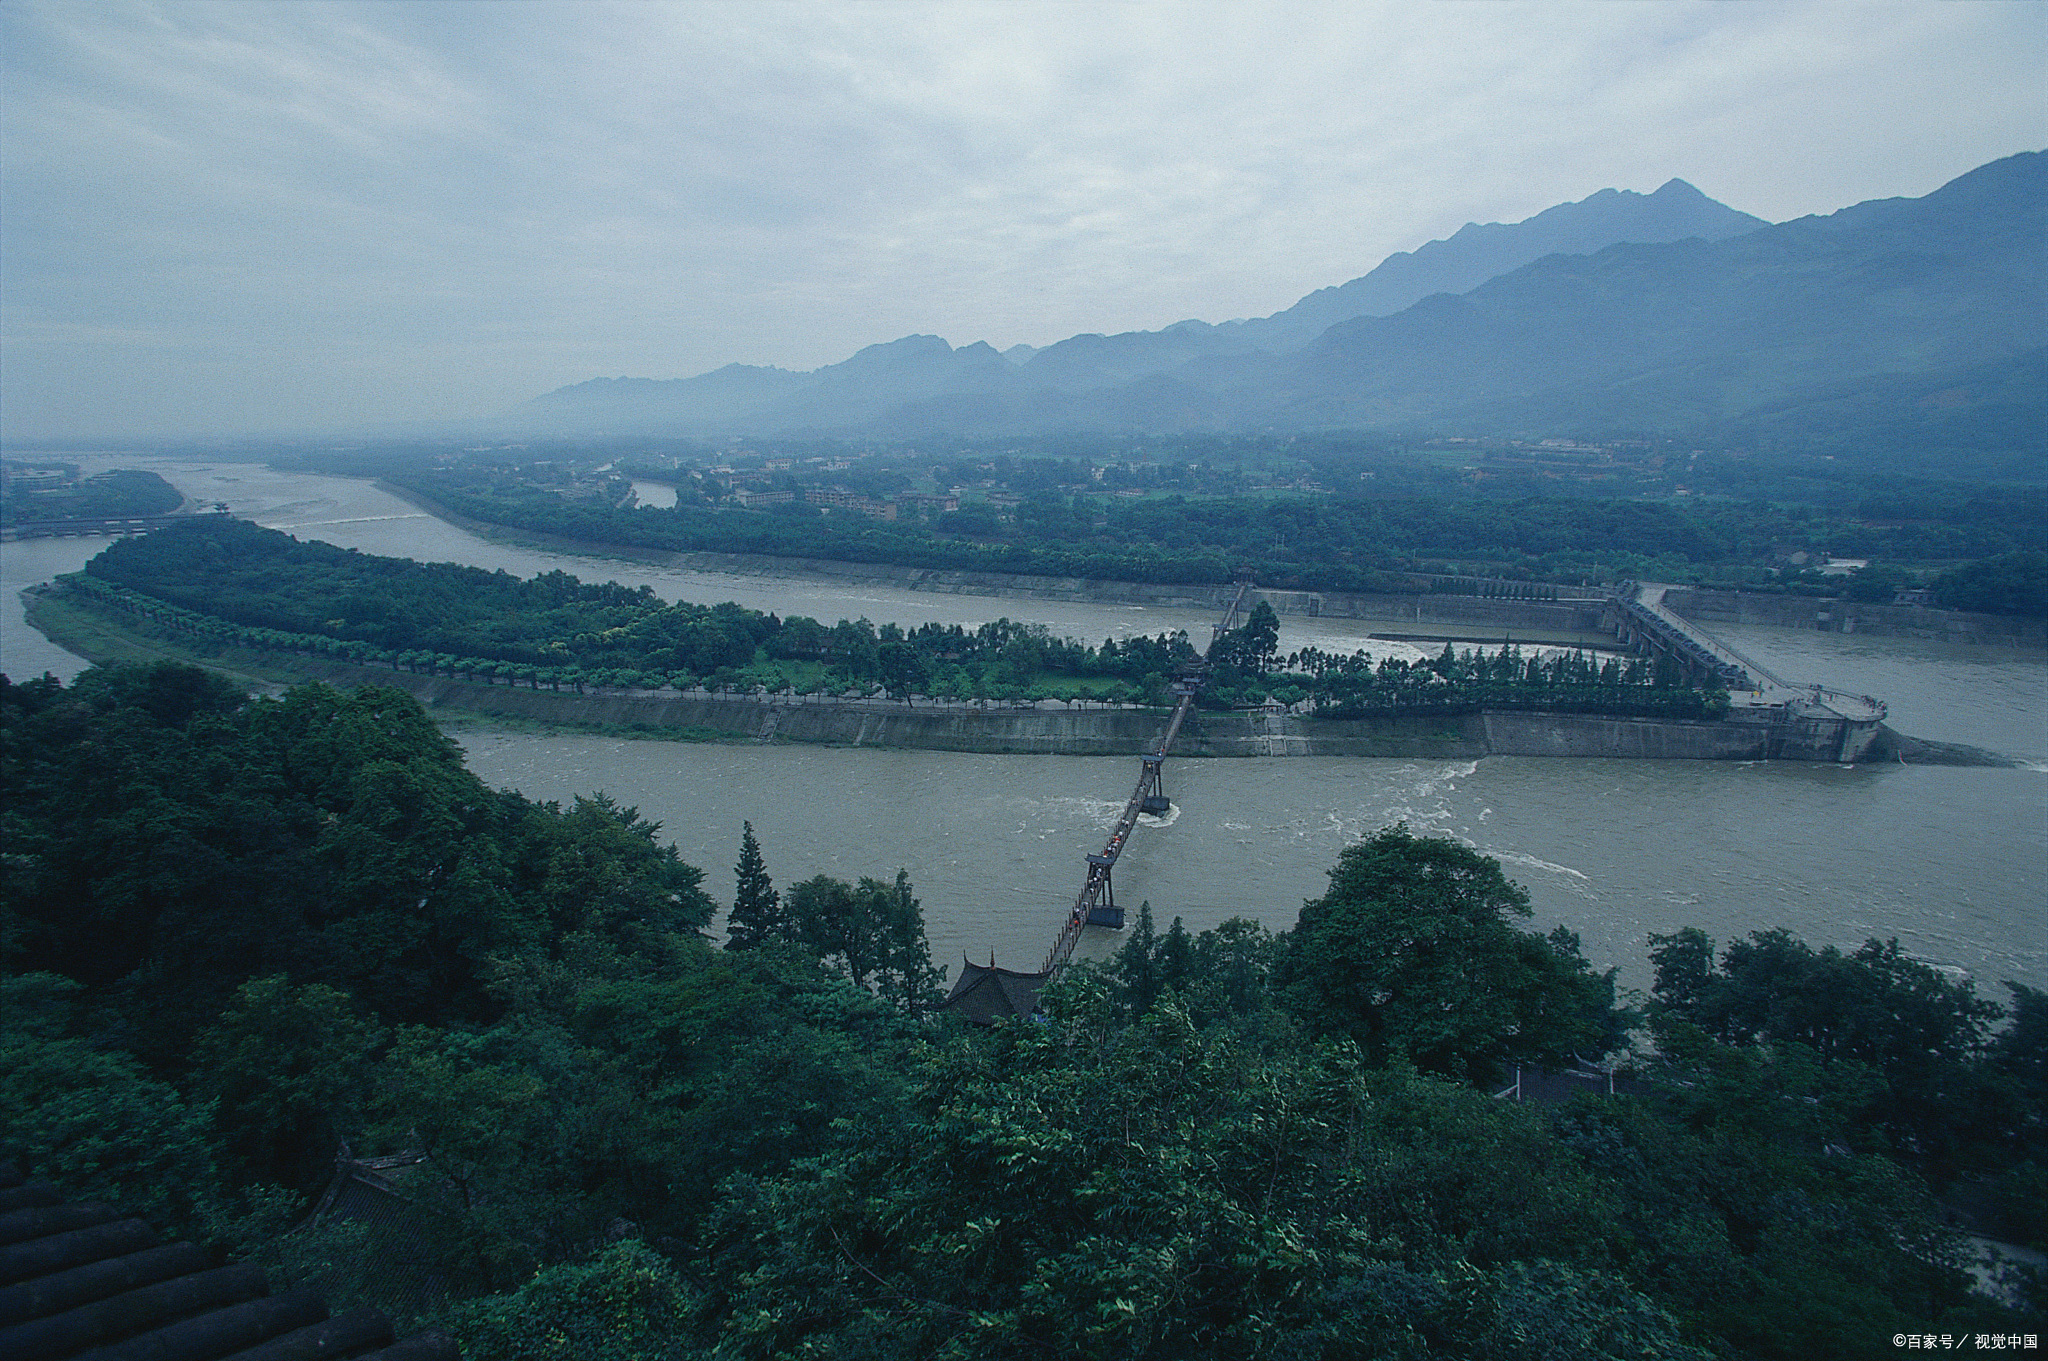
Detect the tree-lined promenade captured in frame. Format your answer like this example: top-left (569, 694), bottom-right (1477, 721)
top-left (66, 516), bottom-right (1727, 720)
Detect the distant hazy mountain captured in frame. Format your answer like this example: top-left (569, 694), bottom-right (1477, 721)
top-left (1259, 150), bottom-right (2044, 430)
top-left (515, 153), bottom-right (2042, 457)
top-left (527, 363), bottom-right (803, 428)
top-left (874, 151), bottom-right (2046, 454)
top-left (1223, 177), bottom-right (1766, 352)
top-left (519, 175), bottom-right (1768, 432)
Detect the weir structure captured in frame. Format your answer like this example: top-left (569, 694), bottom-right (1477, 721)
top-left (940, 584), bottom-right (1250, 1023)
top-left (1604, 581), bottom-right (1888, 761)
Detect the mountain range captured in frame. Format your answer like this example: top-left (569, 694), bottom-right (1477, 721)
top-left (520, 153), bottom-right (2044, 458)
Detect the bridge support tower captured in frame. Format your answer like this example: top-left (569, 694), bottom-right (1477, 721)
top-left (1084, 854), bottom-right (1123, 928)
top-left (1138, 755), bottom-right (1170, 817)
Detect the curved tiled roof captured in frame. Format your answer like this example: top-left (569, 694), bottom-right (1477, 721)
top-left (0, 1162), bottom-right (457, 1361)
top-left (940, 959), bottom-right (1051, 1025)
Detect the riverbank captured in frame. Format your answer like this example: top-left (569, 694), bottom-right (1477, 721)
top-left (378, 482), bottom-right (2040, 652)
top-left (33, 587), bottom-right (1994, 764)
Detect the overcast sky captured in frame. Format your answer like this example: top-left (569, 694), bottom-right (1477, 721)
top-left (3, 0), bottom-right (2041, 441)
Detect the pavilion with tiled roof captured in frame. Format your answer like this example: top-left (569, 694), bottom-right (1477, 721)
top-left (940, 959), bottom-right (1052, 1025)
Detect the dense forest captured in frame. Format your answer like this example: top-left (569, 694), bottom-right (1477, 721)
top-left (71, 517), bottom-right (1726, 718)
top-left (1, 663), bottom-right (2042, 1359)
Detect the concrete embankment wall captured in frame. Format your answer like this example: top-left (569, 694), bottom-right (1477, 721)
top-left (242, 657), bottom-right (1884, 762)
top-left (1663, 588), bottom-right (2045, 649)
top-left (1480, 708), bottom-right (1876, 762)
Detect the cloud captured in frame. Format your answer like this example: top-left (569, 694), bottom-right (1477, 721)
top-left (3, 0), bottom-right (2041, 438)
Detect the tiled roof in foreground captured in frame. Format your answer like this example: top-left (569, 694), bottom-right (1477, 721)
top-left (0, 1161), bottom-right (456, 1361)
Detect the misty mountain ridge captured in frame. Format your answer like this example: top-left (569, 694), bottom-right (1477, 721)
top-left (1219, 176), bottom-right (1766, 351)
top-left (526, 175), bottom-right (1769, 429)
top-left (522, 152), bottom-right (2043, 461)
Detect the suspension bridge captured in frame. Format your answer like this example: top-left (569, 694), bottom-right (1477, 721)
top-left (941, 583), bottom-right (1250, 1021)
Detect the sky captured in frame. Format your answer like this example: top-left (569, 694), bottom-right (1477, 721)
top-left (2, 1), bottom-right (2042, 442)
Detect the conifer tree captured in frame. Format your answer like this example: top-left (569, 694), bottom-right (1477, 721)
top-left (726, 821), bottom-right (784, 949)
top-left (1112, 902), bottom-right (1161, 1015)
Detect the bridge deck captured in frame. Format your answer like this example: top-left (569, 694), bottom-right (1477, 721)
top-left (1040, 581), bottom-right (1250, 973)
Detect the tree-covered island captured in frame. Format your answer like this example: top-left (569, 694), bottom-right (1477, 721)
top-left (58, 515), bottom-right (1728, 720)
top-left (2, 662), bottom-right (2042, 1359)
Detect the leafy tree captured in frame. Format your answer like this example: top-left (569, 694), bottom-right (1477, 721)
top-left (193, 975), bottom-right (385, 1193)
top-left (1648, 927), bottom-right (2005, 1171)
top-left (1933, 550), bottom-right (2048, 616)
top-left (1210, 599), bottom-right (1282, 675)
top-left (1109, 899), bottom-right (1161, 1014)
top-left (1237, 598), bottom-right (1281, 673)
top-left (447, 1240), bottom-right (699, 1361)
top-left (724, 821), bottom-right (785, 949)
top-left (1550, 1054), bottom-right (1980, 1361)
top-left (1185, 917), bottom-right (1284, 1024)
top-left (704, 1003), bottom-right (1676, 1360)
top-left (0, 974), bottom-right (231, 1243)
top-left (1844, 562), bottom-right (1913, 602)
top-left (786, 871), bottom-right (945, 1014)
top-left (1275, 826), bottom-right (1625, 1083)
top-left (1, 666), bottom-right (713, 1058)
top-left (1991, 983), bottom-right (2048, 1161)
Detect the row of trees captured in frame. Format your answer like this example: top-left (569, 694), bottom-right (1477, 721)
top-left (2, 664), bottom-right (2041, 1358)
top-left (1207, 605), bottom-right (1731, 718)
top-left (76, 518), bottom-right (1206, 701)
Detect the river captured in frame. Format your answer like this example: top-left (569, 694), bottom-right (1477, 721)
top-left (5, 454), bottom-right (2043, 994)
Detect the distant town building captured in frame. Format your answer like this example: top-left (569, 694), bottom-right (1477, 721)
top-left (804, 488), bottom-right (896, 519)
